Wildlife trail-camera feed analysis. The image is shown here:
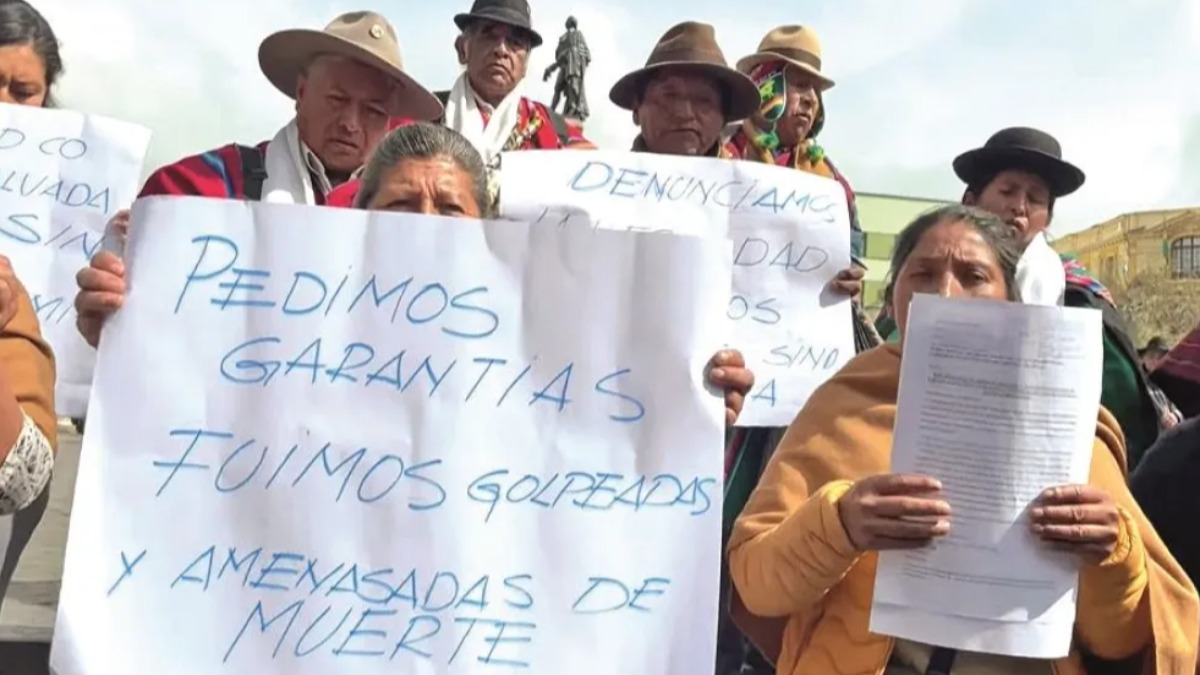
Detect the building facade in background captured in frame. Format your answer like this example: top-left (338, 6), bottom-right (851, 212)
top-left (1054, 208), bottom-right (1200, 345)
top-left (856, 192), bottom-right (948, 314)
top-left (1052, 208), bottom-right (1200, 286)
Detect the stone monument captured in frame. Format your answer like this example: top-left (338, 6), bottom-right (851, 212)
top-left (543, 16), bottom-right (590, 121)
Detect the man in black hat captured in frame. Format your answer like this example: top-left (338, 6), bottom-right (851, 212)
top-left (440, 0), bottom-right (593, 209)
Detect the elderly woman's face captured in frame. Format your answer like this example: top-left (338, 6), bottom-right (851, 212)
top-left (634, 69), bottom-right (726, 156)
top-left (0, 44), bottom-right (48, 107)
top-left (775, 67), bottom-right (820, 145)
top-left (363, 156), bottom-right (482, 217)
top-left (965, 169), bottom-right (1051, 246)
top-left (892, 219), bottom-right (1010, 336)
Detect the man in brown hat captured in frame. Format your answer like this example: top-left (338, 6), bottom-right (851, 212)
top-left (610, 21), bottom-right (758, 157)
top-left (74, 11), bottom-right (442, 348)
top-left (136, 10), bottom-right (441, 206)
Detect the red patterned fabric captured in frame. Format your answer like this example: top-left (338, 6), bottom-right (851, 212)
top-left (138, 141), bottom-right (272, 200)
top-left (1157, 325), bottom-right (1200, 388)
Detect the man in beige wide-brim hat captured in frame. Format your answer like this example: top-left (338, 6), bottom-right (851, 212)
top-left (260, 11), bottom-right (443, 121)
top-left (128, 10), bottom-right (442, 208)
top-left (74, 12), bottom-right (445, 352)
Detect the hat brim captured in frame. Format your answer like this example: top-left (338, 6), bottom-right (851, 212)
top-left (953, 147), bottom-right (1086, 197)
top-left (736, 52), bottom-right (835, 90)
top-left (259, 29), bottom-right (444, 121)
top-left (452, 13), bottom-right (543, 47)
top-left (608, 62), bottom-right (761, 122)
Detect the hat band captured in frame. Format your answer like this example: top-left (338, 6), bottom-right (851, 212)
top-left (645, 46), bottom-right (726, 68)
top-left (462, 8), bottom-right (533, 29)
top-left (761, 46), bottom-right (821, 72)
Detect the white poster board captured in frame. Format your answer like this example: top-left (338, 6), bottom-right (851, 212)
top-left (51, 196), bottom-right (730, 675)
top-left (0, 103), bottom-right (150, 416)
top-left (500, 150), bottom-right (854, 427)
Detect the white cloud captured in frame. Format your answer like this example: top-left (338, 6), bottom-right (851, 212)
top-left (38, 0), bottom-right (1200, 235)
top-left (1184, 0), bottom-right (1200, 49)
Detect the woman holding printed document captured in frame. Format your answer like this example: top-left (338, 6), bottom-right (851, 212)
top-left (0, 0), bottom-right (63, 610)
top-left (726, 204), bottom-right (1198, 674)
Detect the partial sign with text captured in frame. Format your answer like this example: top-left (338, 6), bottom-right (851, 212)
top-left (500, 149), bottom-right (854, 427)
top-left (0, 102), bottom-right (150, 415)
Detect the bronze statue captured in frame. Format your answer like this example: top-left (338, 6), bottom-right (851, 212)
top-left (543, 16), bottom-right (590, 121)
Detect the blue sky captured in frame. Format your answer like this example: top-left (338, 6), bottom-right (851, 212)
top-left (42, 0), bottom-right (1200, 235)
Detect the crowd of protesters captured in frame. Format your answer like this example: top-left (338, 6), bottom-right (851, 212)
top-left (0, 0), bottom-right (1198, 672)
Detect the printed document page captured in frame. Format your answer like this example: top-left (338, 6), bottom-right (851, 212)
top-left (870, 294), bottom-right (1103, 659)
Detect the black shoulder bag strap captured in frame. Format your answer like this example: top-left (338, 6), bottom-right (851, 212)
top-left (925, 648), bottom-right (957, 674)
top-left (237, 144), bottom-right (268, 202)
top-left (434, 90), bottom-right (450, 125)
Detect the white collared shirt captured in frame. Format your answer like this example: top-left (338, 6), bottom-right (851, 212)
top-left (298, 140), bottom-right (364, 197)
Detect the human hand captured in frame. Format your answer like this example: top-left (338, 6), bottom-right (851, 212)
top-left (1030, 485), bottom-right (1122, 565)
top-left (74, 250), bottom-right (126, 348)
top-left (0, 255), bottom-right (22, 330)
top-left (705, 349), bottom-right (754, 426)
top-left (830, 265), bottom-right (864, 299)
top-left (838, 473), bottom-right (950, 551)
top-left (106, 208), bottom-right (130, 241)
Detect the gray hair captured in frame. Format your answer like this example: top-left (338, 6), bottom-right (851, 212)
top-left (884, 203), bottom-right (1023, 303)
top-left (354, 123), bottom-right (489, 215)
top-left (0, 1), bottom-right (61, 108)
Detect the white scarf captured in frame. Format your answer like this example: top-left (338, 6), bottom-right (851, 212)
top-left (261, 119), bottom-right (317, 205)
top-left (444, 73), bottom-right (525, 168)
top-left (1016, 232), bottom-right (1066, 306)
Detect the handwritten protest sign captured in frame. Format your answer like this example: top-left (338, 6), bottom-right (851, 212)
top-left (51, 196), bottom-right (730, 675)
top-left (500, 150), bottom-right (854, 427)
top-left (0, 103), bottom-right (150, 416)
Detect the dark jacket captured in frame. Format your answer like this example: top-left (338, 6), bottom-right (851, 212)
top-left (1131, 416), bottom-right (1200, 585)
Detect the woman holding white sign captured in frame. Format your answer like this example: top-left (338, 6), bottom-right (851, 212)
top-left (0, 0), bottom-right (64, 617)
top-left (727, 205), bottom-right (1197, 675)
top-left (726, 25), bottom-right (867, 305)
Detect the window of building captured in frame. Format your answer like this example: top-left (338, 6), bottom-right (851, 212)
top-left (1102, 256), bottom-right (1116, 282)
top-left (864, 232), bottom-right (897, 260)
top-left (1170, 236), bottom-right (1200, 278)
